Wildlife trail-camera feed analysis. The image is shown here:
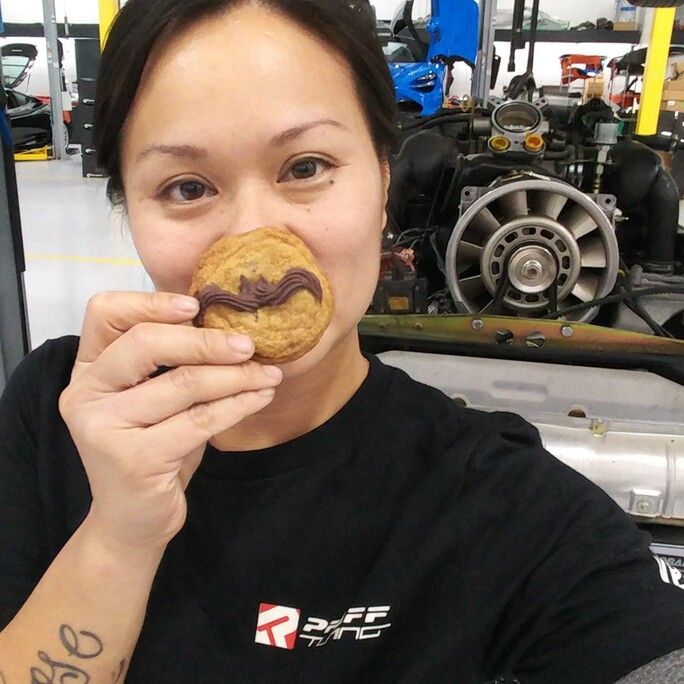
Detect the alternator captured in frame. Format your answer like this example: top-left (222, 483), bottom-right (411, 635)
top-left (445, 175), bottom-right (620, 322)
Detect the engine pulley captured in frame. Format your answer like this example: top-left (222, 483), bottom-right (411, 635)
top-left (445, 176), bottom-right (620, 322)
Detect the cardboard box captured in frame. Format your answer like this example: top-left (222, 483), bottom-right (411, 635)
top-left (583, 76), bottom-right (605, 101)
top-left (661, 98), bottom-right (684, 113)
top-left (614, 21), bottom-right (638, 31)
top-left (664, 79), bottom-right (684, 96)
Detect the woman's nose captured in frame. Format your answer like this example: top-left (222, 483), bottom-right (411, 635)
top-left (222, 184), bottom-right (283, 237)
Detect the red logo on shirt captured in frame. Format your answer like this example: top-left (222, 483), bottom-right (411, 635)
top-left (255, 603), bottom-right (301, 650)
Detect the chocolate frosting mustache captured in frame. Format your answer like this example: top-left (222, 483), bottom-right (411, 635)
top-left (195, 268), bottom-right (323, 320)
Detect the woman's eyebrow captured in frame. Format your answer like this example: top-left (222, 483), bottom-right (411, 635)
top-left (270, 118), bottom-right (347, 147)
top-left (138, 144), bottom-right (208, 161)
top-left (137, 119), bottom-right (346, 161)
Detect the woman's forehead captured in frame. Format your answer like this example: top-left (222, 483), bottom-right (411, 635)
top-left (139, 6), bottom-right (355, 113)
top-left (123, 4), bottom-right (365, 153)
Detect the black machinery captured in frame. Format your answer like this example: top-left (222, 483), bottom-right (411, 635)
top-left (374, 97), bottom-right (684, 341)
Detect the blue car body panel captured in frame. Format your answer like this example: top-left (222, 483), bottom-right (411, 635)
top-left (427, 0), bottom-right (478, 65)
top-left (390, 0), bottom-right (479, 115)
top-left (390, 61), bottom-right (448, 115)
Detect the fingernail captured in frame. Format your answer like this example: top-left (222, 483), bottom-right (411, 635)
top-left (263, 365), bottom-right (283, 381)
top-left (257, 387), bottom-right (276, 397)
top-left (172, 296), bottom-right (200, 314)
top-left (229, 334), bottom-right (254, 354)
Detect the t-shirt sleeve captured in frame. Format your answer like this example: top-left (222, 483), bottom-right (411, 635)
top-left (470, 413), bottom-right (684, 684)
top-left (0, 346), bottom-right (52, 631)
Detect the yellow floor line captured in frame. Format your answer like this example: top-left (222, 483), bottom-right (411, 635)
top-left (26, 252), bottom-right (143, 267)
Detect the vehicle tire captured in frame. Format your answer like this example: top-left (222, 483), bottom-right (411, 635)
top-left (629, 0), bottom-right (684, 6)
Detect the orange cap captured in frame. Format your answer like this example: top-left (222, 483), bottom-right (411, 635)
top-left (489, 135), bottom-right (511, 153)
top-left (524, 133), bottom-right (545, 153)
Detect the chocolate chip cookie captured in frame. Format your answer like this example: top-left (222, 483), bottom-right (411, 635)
top-left (190, 228), bottom-right (334, 364)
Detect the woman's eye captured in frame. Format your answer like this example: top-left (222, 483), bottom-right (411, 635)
top-left (281, 158), bottom-right (334, 183)
top-left (163, 180), bottom-right (216, 203)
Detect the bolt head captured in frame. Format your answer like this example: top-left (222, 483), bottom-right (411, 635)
top-left (471, 319), bottom-right (484, 331)
top-left (526, 333), bottom-right (546, 349)
top-left (561, 326), bottom-right (574, 338)
top-left (590, 419), bottom-right (607, 436)
top-left (636, 500), bottom-right (652, 514)
top-left (495, 329), bottom-right (515, 345)
top-left (521, 259), bottom-right (543, 280)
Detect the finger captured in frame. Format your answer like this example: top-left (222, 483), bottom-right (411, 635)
top-left (85, 324), bottom-right (256, 392)
top-left (111, 362), bottom-right (283, 426)
top-left (147, 388), bottom-right (277, 461)
top-left (76, 291), bottom-right (201, 365)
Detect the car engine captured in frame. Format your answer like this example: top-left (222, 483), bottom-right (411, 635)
top-left (377, 98), bottom-right (684, 340)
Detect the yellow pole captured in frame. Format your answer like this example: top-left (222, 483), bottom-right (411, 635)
top-left (98, 0), bottom-right (120, 50)
top-left (636, 7), bottom-right (676, 136)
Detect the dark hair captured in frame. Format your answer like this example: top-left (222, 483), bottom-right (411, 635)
top-left (94, 0), bottom-right (397, 205)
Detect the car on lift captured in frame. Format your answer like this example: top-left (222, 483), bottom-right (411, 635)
top-left (2, 43), bottom-right (71, 152)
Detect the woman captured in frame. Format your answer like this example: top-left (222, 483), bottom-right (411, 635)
top-left (0, 1), bottom-right (683, 682)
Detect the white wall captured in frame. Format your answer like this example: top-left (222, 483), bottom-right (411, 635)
top-left (372, 0), bottom-right (431, 20)
top-left (495, 0), bottom-right (617, 27)
top-left (0, 0), bottom-right (99, 24)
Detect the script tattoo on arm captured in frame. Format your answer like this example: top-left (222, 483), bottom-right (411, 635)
top-left (29, 624), bottom-right (104, 684)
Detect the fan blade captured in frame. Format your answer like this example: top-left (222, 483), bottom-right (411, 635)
top-left (563, 204), bottom-right (598, 239)
top-left (580, 236), bottom-right (607, 268)
top-left (458, 241), bottom-right (483, 264)
top-left (459, 275), bottom-right (488, 301)
top-left (468, 207), bottom-right (501, 244)
top-left (535, 191), bottom-right (568, 219)
top-left (571, 272), bottom-right (601, 302)
top-left (499, 190), bottom-right (528, 217)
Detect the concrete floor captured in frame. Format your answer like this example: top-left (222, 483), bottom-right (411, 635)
top-left (16, 157), bottom-right (150, 349)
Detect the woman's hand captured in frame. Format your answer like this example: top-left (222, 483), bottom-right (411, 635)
top-left (59, 291), bottom-right (282, 552)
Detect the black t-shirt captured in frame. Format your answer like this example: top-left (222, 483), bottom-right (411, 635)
top-left (1, 336), bottom-right (684, 683)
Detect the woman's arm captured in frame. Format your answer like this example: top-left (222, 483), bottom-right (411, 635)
top-left (0, 292), bottom-right (281, 683)
top-left (0, 515), bottom-right (163, 683)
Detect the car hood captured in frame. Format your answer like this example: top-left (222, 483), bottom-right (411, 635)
top-left (1, 43), bottom-right (39, 89)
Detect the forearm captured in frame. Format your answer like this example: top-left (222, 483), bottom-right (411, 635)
top-left (0, 513), bottom-right (164, 683)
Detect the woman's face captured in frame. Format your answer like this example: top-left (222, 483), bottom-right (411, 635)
top-left (120, 4), bottom-right (389, 374)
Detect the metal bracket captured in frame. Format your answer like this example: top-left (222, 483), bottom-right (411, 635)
top-left (630, 488), bottom-right (663, 518)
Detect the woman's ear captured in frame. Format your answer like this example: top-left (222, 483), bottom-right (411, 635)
top-left (381, 158), bottom-right (391, 200)
top-left (380, 158), bottom-right (391, 233)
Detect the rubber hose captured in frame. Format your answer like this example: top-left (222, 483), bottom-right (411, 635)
top-left (606, 141), bottom-right (678, 272)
